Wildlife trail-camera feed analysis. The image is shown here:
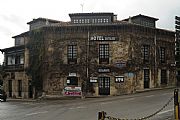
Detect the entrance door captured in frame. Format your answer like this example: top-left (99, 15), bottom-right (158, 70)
top-left (98, 77), bottom-right (110, 95)
top-left (144, 69), bottom-right (150, 88)
top-left (8, 80), bottom-right (12, 97)
top-left (18, 80), bottom-right (22, 97)
top-left (28, 80), bottom-right (33, 98)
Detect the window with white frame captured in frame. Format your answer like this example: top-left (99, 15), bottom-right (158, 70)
top-left (67, 45), bottom-right (77, 64)
top-left (160, 47), bottom-right (166, 63)
top-left (99, 44), bottom-right (109, 64)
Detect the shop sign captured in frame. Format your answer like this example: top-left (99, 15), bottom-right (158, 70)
top-left (69, 73), bottom-right (77, 76)
top-left (90, 77), bottom-right (98, 83)
top-left (90, 35), bottom-right (118, 41)
top-left (63, 87), bottom-right (82, 96)
top-left (115, 76), bottom-right (124, 83)
top-left (98, 68), bottom-right (110, 73)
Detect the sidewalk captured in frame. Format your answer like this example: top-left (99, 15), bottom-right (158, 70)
top-left (6, 86), bottom-right (177, 102)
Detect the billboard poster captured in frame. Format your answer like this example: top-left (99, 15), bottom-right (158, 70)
top-left (63, 87), bottom-right (82, 96)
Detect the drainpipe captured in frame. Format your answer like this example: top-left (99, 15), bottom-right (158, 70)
top-left (154, 29), bottom-right (157, 87)
top-left (86, 31), bottom-right (90, 94)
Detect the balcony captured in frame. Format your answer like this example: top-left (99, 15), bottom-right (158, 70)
top-left (3, 64), bottom-right (24, 72)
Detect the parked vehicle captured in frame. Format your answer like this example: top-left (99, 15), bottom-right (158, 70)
top-left (0, 89), bottom-right (7, 102)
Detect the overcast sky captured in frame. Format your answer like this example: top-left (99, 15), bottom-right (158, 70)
top-left (0, 0), bottom-right (180, 64)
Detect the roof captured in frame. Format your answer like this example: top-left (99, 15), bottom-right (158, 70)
top-left (1, 45), bottom-right (25, 53)
top-left (27, 18), bottom-right (61, 24)
top-left (12, 31), bottom-right (29, 38)
top-left (69, 12), bottom-right (115, 17)
top-left (123, 14), bottom-right (159, 21)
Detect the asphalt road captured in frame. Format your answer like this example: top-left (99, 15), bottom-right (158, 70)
top-left (0, 88), bottom-right (176, 120)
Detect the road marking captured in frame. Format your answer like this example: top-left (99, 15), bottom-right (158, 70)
top-left (157, 109), bottom-right (173, 115)
top-left (145, 95), bottom-right (154, 98)
top-left (26, 111), bottom-right (48, 116)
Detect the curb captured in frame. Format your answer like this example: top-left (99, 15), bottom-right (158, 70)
top-left (6, 86), bottom-right (177, 102)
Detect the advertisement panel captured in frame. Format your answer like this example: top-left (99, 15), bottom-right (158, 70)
top-left (63, 87), bottom-right (82, 96)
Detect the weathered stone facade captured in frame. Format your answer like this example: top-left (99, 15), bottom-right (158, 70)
top-left (1, 13), bottom-right (176, 98)
top-left (38, 21), bottom-right (175, 96)
top-left (1, 35), bottom-right (33, 99)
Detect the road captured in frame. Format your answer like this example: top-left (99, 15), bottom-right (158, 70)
top-left (0, 88), bottom-right (176, 120)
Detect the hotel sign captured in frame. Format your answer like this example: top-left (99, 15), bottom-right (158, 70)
top-left (90, 35), bottom-right (118, 41)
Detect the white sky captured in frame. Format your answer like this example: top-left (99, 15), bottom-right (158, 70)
top-left (0, 0), bottom-right (180, 64)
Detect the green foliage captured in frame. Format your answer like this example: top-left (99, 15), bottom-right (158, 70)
top-left (27, 30), bottom-right (45, 92)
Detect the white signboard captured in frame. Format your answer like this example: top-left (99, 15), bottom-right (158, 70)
top-left (69, 73), bottom-right (77, 76)
top-left (115, 76), bottom-right (124, 83)
top-left (90, 77), bottom-right (98, 83)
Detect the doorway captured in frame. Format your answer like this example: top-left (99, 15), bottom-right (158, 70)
top-left (98, 77), bottom-right (110, 95)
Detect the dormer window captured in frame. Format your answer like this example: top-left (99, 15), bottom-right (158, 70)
top-left (69, 13), bottom-right (115, 24)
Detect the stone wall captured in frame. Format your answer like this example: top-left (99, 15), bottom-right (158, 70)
top-left (38, 25), bottom-right (175, 96)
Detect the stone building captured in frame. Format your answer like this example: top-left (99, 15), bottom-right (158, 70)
top-left (1, 32), bottom-right (32, 98)
top-left (1, 13), bottom-right (176, 98)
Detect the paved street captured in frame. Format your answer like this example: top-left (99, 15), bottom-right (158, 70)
top-left (0, 88), bottom-right (176, 120)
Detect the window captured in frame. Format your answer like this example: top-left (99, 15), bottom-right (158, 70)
top-left (15, 37), bottom-right (24, 46)
top-left (161, 70), bottom-right (167, 84)
top-left (99, 44), bottom-right (109, 64)
top-left (15, 54), bottom-right (24, 65)
top-left (106, 19), bottom-right (109, 23)
top-left (67, 77), bottom-right (78, 86)
top-left (74, 19), bottom-right (78, 23)
top-left (67, 45), bottom-right (77, 64)
top-left (87, 19), bottom-right (90, 23)
top-left (20, 55), bottom-right (24, 64)
top-left (94, 19), bottom-right (97, 23)
top-left (92, 19), bottom-right (94, 23)
top-left (7, 56), bottom-right (15, 65)
top-left (73, 19), bottom-right (76, 23)
top-left (98, 19), bottom-right (102, 23)
top-left (82, 19), bottom-right (84, 23)
top-left (160, 47), bottom-right (166, 63)
top-left (142, 45), bottom-right (150, 63)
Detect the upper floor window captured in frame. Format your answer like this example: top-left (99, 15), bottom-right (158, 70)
top-left (67, 45), bottom-right (77, 64)
top-left (15, 37), bottom-right (24, 46)
top-left (15, 55), bottom-right (24, 64)
top-left (142, 45), bottom-right (150, 63)
top-left (7, 56), bottom-right (15, 65)
top-left (7, 54), bottom-right (24, 65)
top-left (160, 47), bottom-right (166, 63)
top-left (99, 44), bottom-right (109, 64)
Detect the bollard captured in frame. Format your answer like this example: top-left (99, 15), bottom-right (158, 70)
top-left (174, 89), bottom-right (180, 120)
top-left (98, 111), bottom-right (106, 120)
